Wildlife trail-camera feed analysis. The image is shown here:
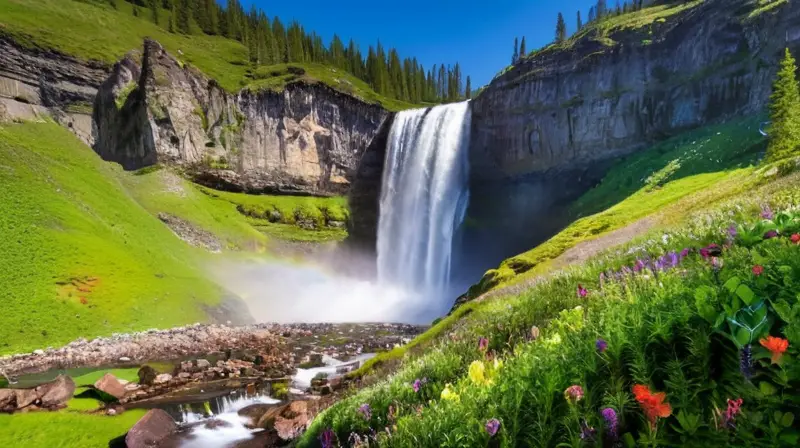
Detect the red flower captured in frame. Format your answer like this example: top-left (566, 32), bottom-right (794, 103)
top-left (752, 265), bottom-right (764, 276)
top-left (759, 336), bottom-right (789, 363)
top-left (633, 385), bottom-right (672, 429)
top-left (791, 234), bottom-right (800, 244)
top-left (577, 284), bottom-right (588, 298)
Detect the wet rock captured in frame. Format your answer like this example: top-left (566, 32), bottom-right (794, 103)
top-left (238, 403), bottom-right (278, 429)
top-left (274, 401), bottom-right (311, 441)
top-left (154, 373), bottom-right (172, 385)
top-left (257, 404), bottom-right (289, 430)
top-left (195, 359), bottom-right (211, 369)
top-left (125, 409), bottom-right (177, 448)
top-left (203, 419), bottom-right (232, 430)
top-left (36, 375), bottom-right (75, 407)
top-left (94, 373), bottom-right (126, 399)
top-left (177, 372), bottom-right (191, 380)
top-left (138, 366), bottom-right (157, 386)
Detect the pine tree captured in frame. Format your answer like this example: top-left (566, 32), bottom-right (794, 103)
top-left (767, 48), bottom-right (800, 161)
top-left (588, 6), bottom-right (596, 22)
top-left (150, 0), bottom-right (159, 25)
top-left (597, 0), bottom-right (608, 19)
top-left (512, 37), bottom-right (519, 64)
top-left (465, 76), bottom-right (471, 100)
top-left (169, 2), bottom-right (178, 32)
top-left (133, 3), bottom-right (140, 16)
top-left (556, 13), bottom-right (567, 43)
top-left (177, 0), bottom-right (191, 34)
top-left (205, 0), bottom-right (218, 34)
top-left (272, 17), bottom-right (287, 63)
top-left (577, 11), bottom-right (583, 30)
top-left (519, 37), bottom-right (526, 59)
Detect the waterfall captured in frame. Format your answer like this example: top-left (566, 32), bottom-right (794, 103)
top-left (376, 102), bottom-right (471, 315)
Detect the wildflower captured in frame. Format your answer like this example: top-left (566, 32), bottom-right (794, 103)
top-left (596, 339), bottom-right (608, 352)
top-left (564, 385), bottom-right (584, 405)
top-left (485, 418), bottom-right (500, 437)
top-left (580, 419), bottom-right (597, 441)
top-left (700, 244), bottom-right (721, 259)
top-left (319, 428), bottom-right (335, 448)
top-left (759, 336), bottom-right (789, 363)
top-left (634, 259), bottom-right (646, 272)
top-left (728, 225), bottom-right (738, 238)
top-left (711, 257), bottom-right (724, 271)
top-left (680, 247), bottom-right (691, 258)
top-left (440, 383), bottom-right (459, 401)
top-left (601, 407), bottom-right (618, 438)
top-left (388, 404), bottom-right (396, 422)
top-left (599, 272), bottom-right (606, 288)
top-left (530, 326), bottom-right (540, 341)
top-left (740, 344), bottom-right (754, 378)
top-left (469, 360), bottom-right (489, 385)
top-left (632, 385), bottom-right (672, 429)
top-left (358, 403), bottom-right (372, 420)
top-left (412, 378), bottom-right (422, 393)
top-left (577, 284), bottom-right (588, 297)
top-left (761, 205), bottom-right (774, 220)
top-left (752, 265), bottom-right (764, 276)
top-left (791, 233), bottom-right (800, 244)
top-left (478, 337), bottom-right (489, 352)
top-left (667, 252), bottom-right (679, 268)
top-left (722, 398), bottom-right (743, 429)
top-left (764, 230), bottom-right (779, 239)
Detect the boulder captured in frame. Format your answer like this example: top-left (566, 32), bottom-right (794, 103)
top-left (94, 373), bottom-right (126, 399)
top-left (237, 403), bottom-right (276, 429)
top-left (0, 389), bottom-right (16, 411)
top-left (125, 409), bottom-right (177, 448)
top-left (14, 388), bottom-right (39, 409)
top-left (138, 366), bottom-right (157, 386)
top-left (274, 401), bottom-right (310, 440)
top-left (36, 375), bottom-right (75, 408)
top-left (195, 359), bottom-right (211, 369)
top-left (256, 404), bottom-right (288, 430)
top-left (154, 373), bottom-right (172, 384)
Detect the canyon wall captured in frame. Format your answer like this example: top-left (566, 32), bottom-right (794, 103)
top-left (93, 40), bottom-right (389, 196)
top-left (463, 0), bottom-right (800, 276)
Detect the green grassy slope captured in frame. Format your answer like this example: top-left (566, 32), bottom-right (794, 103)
top-left (0, 0), bottom-right (417, 110)
top-left (0, 409), bottom-right (147, 448)
top-left (471, 117), bottom-right (767, 296)
top-left (0, 120), bottom-right (226, 355)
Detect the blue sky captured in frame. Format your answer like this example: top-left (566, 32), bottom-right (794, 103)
top-left (232, 0), bottom-right (598, 87)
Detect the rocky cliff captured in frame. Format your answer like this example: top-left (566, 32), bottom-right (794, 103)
top-left (0, 36), bottom-right (107, 145)
top-left (463, 0), bottom-right (800, 274)
top-left (92, 40), bottom-right (389, 196)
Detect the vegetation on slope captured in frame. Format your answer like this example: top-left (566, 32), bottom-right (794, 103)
top-left (470, 116), bottom-right (766, 297)
top-left (301, 171), bottom-right (800, 447)
top-left (0, 120), bottom-right (228, 355)
top-left (0, 408), bottom-right (146, 448)
top-left (0, 0), bottom-right (468, 109)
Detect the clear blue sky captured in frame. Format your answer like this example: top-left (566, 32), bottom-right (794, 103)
top-left (230, 0), bottom-right (598, 88)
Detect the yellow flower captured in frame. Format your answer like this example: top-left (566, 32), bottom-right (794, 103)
top-left (441, 383), bottom-right (460, 401)
top-left (469, 360), bottom-right (490, 385)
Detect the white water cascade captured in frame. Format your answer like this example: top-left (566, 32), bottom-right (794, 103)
top-left (376, 102), bottom-right (472, 316)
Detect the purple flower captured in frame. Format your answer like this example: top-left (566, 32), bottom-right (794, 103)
top-left (319, 428), bottom-right (335, 448)
top-left (728, 225), bottom-right (738, 239)
top-left (599, 272), bottom-right (606, 287)
top-left (740, 345), bottom-right (754, 379)
top-left (621, 266), bottom-right (633, 276)
top-left (764, 230), bottom-right (779, 239)
top-left (577, 284), bottom-right (588, 297)
top-left (680, 247), bottom-right (691, 258)
top-left (700, 244), bottom-right (721, 259)
top-left (412, 379), bottom-right (422, 393)
top-left (634, 259), bottom-right (646, 272)
top-left (580, 419), bottom-right (597, 441)
top-left (761, 205), bottom-right (774, 220)
top-left (485, 418), bottom-right (501, 437)
top-left (478, 337), bottom-right (489, 352)
top-left (601, 408), bottom-right (618, 438)
top-left (596, 339), bottom-right (608, 352)
top-left (358, 403), bottom-right (372, 420)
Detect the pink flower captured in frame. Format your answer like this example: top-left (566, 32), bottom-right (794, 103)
top-left (577, 284), bottom-right (588, 298)
top-left (564, 385), bottom-right (584, 405)
top-left (485, 418), bottom-right (500, 436)
top-left (791, 234), bottom-right (800, 244)
top-left (752, 265), bottom-right (764, 276)
top-left (478, 337), bottom-right (489, 352)
top-left (722, 398), bottom-right (743, 429)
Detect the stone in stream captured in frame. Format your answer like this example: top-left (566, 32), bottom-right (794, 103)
top-left (94, 373), bottom-right (126, 399)
top-left (125, 409), bottom-right (177, 448)
top-left (238, 403), bottom-right (280, 429)
top-left (36, 375), bottom-right (75, 408)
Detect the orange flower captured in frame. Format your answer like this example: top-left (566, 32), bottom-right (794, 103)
top-left (632, 384), bottom-right (672, 429)
top-left (759, 336), bottom-right (789, 363)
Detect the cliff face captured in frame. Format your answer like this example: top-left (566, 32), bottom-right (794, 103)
top-left (0, 36), bottom-right (108, 145)
top-left (462, 0), bottom-right (800, 273)
top-left (92, 40), bottom-right (389, 196)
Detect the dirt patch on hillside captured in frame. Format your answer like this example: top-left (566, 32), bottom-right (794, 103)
top-left (158, 212), bottom-right (221, 252)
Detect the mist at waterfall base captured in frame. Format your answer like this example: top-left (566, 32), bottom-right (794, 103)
top-left (211, 102), bottom-right (472, 324)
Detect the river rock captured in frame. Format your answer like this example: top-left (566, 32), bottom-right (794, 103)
top-left (94, 373), bottom-right (126, 399)
top-left (238, 403), bottom-right (277, 429)
top-left (36, 375), bottom-right (75, 408)
top-left (138, 365), bottom-right (157, 386)
top-left (126, 409), bottom-right (177, 448)
top-left (154, 373), bottom-right (172, 384)
top-left (0, 389), bottom-right (15, 411)
top-left (195, 359), bottom-right (211, 369)
top-left (274, 401), bottom-right (310, 440)
top-left (257, 404), bottom-right (288, 430)
top-left (14, 388), bottom-right (39, 409)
